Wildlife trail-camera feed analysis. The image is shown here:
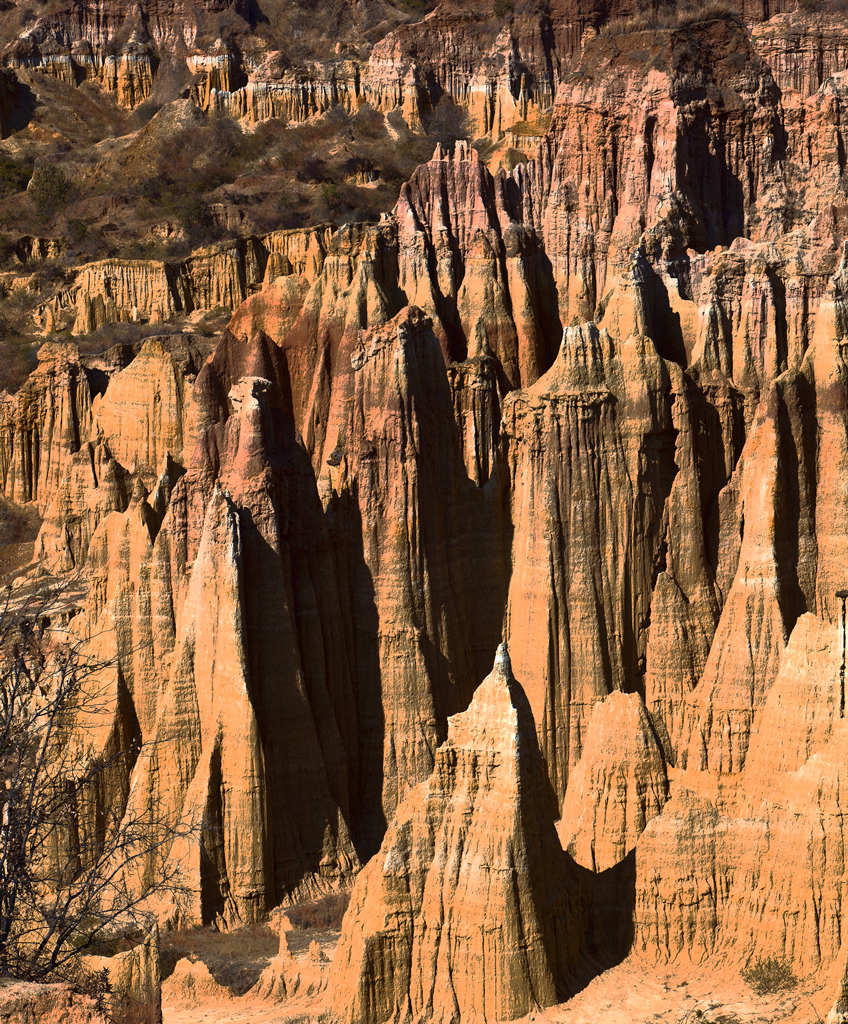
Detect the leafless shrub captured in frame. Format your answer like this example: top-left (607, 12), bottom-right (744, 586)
top-left (286, 893), bottom-right (350, 932)
top-left (741, 955), bottom-right (798, 995)
top-left (0, 581), bottom-right (193, 983)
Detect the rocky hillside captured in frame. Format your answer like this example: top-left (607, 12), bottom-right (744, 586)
top-left (4, 0), bottom-right (848, 1021)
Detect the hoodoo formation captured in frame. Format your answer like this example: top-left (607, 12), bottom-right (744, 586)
top-left (330, 643), bottom-right (584, 1024)
top-left (3, 0), bottom-right (848, 1022)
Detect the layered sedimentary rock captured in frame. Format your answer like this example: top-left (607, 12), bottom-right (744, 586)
top-left (0, 980), bottom-right (109, 1024)
top-left (394, 141), bottom-right (559, 384)
top-left (90, 335), bottom-right (203, 479)
top-left (6, 5), bottom-right (848, 1015)
top-left (35, 227), bottom-right (334, 336)
top-left (678, 387), bottom-right (799, 774)
top-left (0, 342), bottom-right (95, 511)
top-left (558, 691), bottom-right (668, 873)
top-left (502, 322), bottom-right (678, 800)
top-left (202, 57), bottom-right (362, 125)
top-left (324, 305), bottom-right (508, 840)
top-left (330, 644), bottom-right (583, 1024)
top-left (0, 0), bottom-right (254, 108)
top-left (33, 437), bottom-right (132, 572)
top-left (116, 372), bottom-right (363, 923)
top-left (636, 614), bottom-right (848, 974)
top-left (30, 335), bottom-right (206, 572)
top-left (82, 924), bottom-right (162, 1024)
top-left (752, 10), bottom-right (848, 97)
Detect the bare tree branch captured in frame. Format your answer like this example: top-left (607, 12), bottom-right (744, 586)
top-left (0, 579), bottom-right (194, 983)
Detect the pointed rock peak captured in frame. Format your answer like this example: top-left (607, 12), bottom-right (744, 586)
top-left (448, 641), bottom-right (535, 757)
top-left (137, 336), bottom-right (169, 359)
top-left (157, 450), bottom-right (180, 483)
top-left (130, 475), bottom-right (148, 506)
top-left (493, 640), bottom-right (513, 680)
top-left (330, 638), bottom-right (582, 1024)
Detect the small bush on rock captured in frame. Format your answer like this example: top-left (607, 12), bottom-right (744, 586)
top-left (741, 956), bottom-right (798, 995)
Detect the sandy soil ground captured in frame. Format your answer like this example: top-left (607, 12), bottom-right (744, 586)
top-left (532, 958), bottom-right (833, 1024)
top-left (162, 948), bottom-right (837, 1024)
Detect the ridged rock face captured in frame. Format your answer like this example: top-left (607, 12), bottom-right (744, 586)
top-left (91, 336), bottom-right (203, 480)
top-left (636, 614), bottom-right (848, 973)
top-left (0, 0), bottom-right (829, 167)
top-left (362, 2), bottom-right (571, 139)
top-left (558, 691), bottom-right (668, 873)
top-left (0, 0), bottom-right (255, 108)
top-left (10, 6), bottom-right (848, 1013)
top-left (32, 336), bottom-right (205, 573)
top-left (678, 387), bottom-right (798, 774)
top-left (395, 142), bottom-right (560, 384)
top-left (330, 644), bottom-right (584, 1024)
top-left (502, 322), bottom-right (678, 800)
top-left (0, 342), bottom-right (94, 512)
top-left (324, 305), bottom-right (508, 845)
top-left (82, 924), bottom-right (162, 1024)
top-left (0, 980), bottom-right (109, 1024)
top-left (192, 0), bottom-right (812, 144)
top-left (119, 371), bottom-right (364, 924)
top-left (37, 235), bottom-right (286, 335)
top-left (522, 19), bottom-right (788, 327)
top-left (752, 10), bottom-right (848, 97)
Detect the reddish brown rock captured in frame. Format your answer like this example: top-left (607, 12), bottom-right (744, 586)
top-left (0, 980), bottom-right (108, 1024)
top-left (330, 644), bottom-right (584, 1024)
top-left (325, 305), bottom-right (508, 841)
top-left (502, 322), bottom-right (677, 800)
top-left (91, 336), bottom-right (203, 481)
top-left (635, 614), bottom-right (848, 975)
top-left (121, 381), bottom-right (364, 922)
top-left (82, 924), bottom-right (162, 1024)
top-left (0, 342), bottom-right (94, 512)
top-left (559, 690), bottom-right (668, 872)
top-left (8, 9), bottom-right (848, 1016)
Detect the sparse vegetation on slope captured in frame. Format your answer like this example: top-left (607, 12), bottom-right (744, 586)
top-left (741, 957), bottom-right (798, 996)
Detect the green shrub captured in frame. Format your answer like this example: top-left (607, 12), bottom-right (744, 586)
top-left (320, 182), bottom-right (341, 211)
top-left (67, 218), bottom-right (88, 244)
top-left (741, 955), bottom-right (798, 996)
top-left (28, 164), bottom-right (75, 219)
top-left (0, 154), bottom-right (31, 199)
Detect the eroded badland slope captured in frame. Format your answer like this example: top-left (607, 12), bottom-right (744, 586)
top-left (4, 1), bottom-right (848, 1022)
